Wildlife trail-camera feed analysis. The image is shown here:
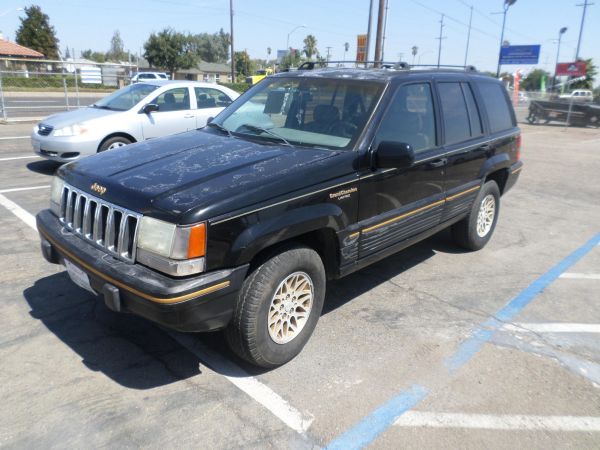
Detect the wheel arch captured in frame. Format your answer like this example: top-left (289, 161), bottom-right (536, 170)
top-left (97, 132), bottom-right (137, 152)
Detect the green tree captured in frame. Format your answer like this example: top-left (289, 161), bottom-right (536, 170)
top-left (189, 29), bottom-right (230, 63)
top-left (279, 49), bottom-right (303, 70)
top-left (570, 58), bottom-right (597, 90)
top-left (81, 49), bottom-right (106, 63)
top-left (522, 69), bottom-right (550, 91)
top-left (106, 30), bottom-right (128, 62)
top-left (303, 34), bottom-right (318, 60)
top-left (143, 28), bottom-right (198, 75)
top-left (15, 5), bottom-right (59, 59)
top-left (234, 50), bottom-right (255, 79)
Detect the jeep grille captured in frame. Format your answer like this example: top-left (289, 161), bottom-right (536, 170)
top-left (59, 184), bottom-right (141, 263)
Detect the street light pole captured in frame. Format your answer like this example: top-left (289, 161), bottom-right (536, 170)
top-left (286, 25), bottom-right (306, 54)
top-left (229, 0), bottom-right (235, 83)
top-left (553, 27), bottom-right (567, 91)
top-left (496, 0), bottom-right (517, 78)
top-left (464, 5), bottom-right (473, 66)
top-left (436, 14), bottom-right (445, 68)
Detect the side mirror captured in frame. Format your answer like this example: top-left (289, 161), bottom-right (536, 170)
top-left (375, 141), bottom-right (415, 169)
top-left (207, 116), bottom-right (214, 124)
top-left (142, 103), bottom-right (159, 114)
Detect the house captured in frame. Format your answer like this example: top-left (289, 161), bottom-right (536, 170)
top-left (0, 36), bottom-right (44, 70)
top-left (175, 61), bottom-right (231, 84)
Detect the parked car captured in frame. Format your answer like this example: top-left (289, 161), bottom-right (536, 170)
top-left (130, 72), bottom-right (169, 83)
top-left (559, 89), bottom-right (594, 102)
top-left (36, 66), bottom-right (522, 368)
top-left (31, 81), bottom-right (239, 163)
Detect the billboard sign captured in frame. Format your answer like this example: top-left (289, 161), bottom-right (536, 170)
top-left (555, 61), bottom-right (587, 77)
top-left (356, 34), bottom-right (367, 62)
top-left (499, 45), bottom-right (541, 65)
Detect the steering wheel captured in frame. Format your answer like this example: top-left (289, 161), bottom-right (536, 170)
top-left (327, 120), bottom-right (358, 137)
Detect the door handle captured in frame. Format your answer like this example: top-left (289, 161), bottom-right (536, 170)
top-left (428, 158), bottom-right (448, 168)
top-left (184, 114), bottom-right (195, 119)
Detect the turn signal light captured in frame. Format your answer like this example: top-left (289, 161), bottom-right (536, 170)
top-left (516, 134), bottom-right (522, 160)
top-left (187, 223), bottom-right (206, 258)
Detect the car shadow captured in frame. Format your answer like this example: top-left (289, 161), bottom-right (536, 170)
top-left (27, 160), bottom-right (61, 176)
top-left (23, 231), bottom-right (463, 384)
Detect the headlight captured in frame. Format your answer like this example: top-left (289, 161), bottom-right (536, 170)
top-left (53, 124), bottom-right (88, 137)
top-left (137, 217), bottom-right (207, 276)
top-left (50, 177), bottom-right (64, 216)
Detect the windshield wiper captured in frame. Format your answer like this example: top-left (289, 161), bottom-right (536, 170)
top-left (207, 121), bottom-right (232, 137)
top-left (239, 124), bottom-right (292, 146)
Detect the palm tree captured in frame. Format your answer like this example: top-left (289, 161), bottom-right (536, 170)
top-left (303, 35), bottom-right (318, 60)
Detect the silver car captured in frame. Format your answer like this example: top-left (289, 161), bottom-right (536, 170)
top-left (31, 81), bottom-right (240, 163)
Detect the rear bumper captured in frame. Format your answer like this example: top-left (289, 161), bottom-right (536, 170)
top-left (36, 209), bottom-right (248, 332)
top-left (504, 160), bottom-right (523, 194)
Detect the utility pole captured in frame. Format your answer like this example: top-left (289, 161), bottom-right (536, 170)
top-left (553, 27), bottom-right (568, 90)
top-left (575, 0), bottom-right (593, 60)
top-left (381, 0), bottom-right (390, 61)
top-left (326, 46), bottom-right (332, 62)
top-left (464, 5), bottom-right (473, 66)
top-left (436, 14), bottom-right (445, 68)
top-left (230, 0), bottom-right (235, 83)
top-left (495, 0), bottom-right (517, 78)
top-left (365, 0), bottom-right (374, 66)
top-left (373, 0), bottom-right (385, 67)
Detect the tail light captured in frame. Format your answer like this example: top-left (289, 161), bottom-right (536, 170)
top-left (515, 134), bottom-right (522, 161)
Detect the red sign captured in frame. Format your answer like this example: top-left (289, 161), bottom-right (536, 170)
top-left (555, 61), bottom-right (587, 77)
top-left (356, 34), bottom-right (367, 62)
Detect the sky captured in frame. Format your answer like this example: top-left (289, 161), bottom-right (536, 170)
top-left (0, 0), bottom-right (598, 83)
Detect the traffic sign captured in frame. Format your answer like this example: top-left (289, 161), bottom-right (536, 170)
top-left (555, 61), bottom-right (587, 77)
top-left (499, 45), bottom-right (541, 65)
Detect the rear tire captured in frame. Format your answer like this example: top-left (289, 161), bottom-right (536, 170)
top-left (452, 180), bottom-right (500, 251)
top-left (225, 246), bottom-right (326, 368)
top-left (98, 136), bottom-right (132, 152)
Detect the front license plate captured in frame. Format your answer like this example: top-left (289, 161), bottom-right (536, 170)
top-left (64, 259), bottom-right (96, 294)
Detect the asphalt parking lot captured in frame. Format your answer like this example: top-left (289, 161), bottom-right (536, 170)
top-left (1, 119), bottom-right (599, 449)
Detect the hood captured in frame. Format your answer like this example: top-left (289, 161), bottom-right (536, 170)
top-left (41, 106), bottom-right (119, 128)
top-left (59, 129), bottom-right (355, 224)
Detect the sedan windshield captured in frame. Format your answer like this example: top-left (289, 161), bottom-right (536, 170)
top-left (93, 83), bottom-right (159, 111)
top-left (215, 77), bottom-right (383, 150)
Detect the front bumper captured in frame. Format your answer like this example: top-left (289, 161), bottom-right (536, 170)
top-left (36, 209), bottom-right (249, 332)
top-left (31, 132), bottom-right (98, 163)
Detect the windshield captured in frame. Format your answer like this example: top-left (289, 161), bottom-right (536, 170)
top-left (94, 83), bottom-right (159, 111)
top-left (215, 77), bottom-right (384, 150)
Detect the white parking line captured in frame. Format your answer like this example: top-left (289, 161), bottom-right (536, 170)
top-left (502, 323), bottom-right (600, 333)
top-left (0, 185), bottom-right (50, 194)
top-left (394, 411), bottom-right (600, 431)
top-left (0, 194), bottom-right (37, 230)
top-left (0, 193), bottom-right (314, 435)
top-left (560, 272), bottom-right (600, 280)
top-left (170, 332), bottom-right (314, 434)
top-left (0, 156), bottom-right (40, 162)
top-left (0, 136), bottom-right (29, 140)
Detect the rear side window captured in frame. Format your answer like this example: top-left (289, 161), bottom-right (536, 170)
top-left (438, 82), bottom-right (471, 145)
top-left (477, 82), bottom-right (514, 133)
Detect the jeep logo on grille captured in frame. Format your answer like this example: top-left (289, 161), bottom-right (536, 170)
top-left (90, 183), bottom-right (107, 195)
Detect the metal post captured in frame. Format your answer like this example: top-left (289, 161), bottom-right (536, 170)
top-left (496, 8), bottom-right (508, 77)
top-left (464, 5), bottom-right (473, 66)
top-left (575, 0), bottom-right (593, 60)
top-left (230, 0), bottom-right (235, 83)
top-left (63, 78), bottom-right (70, 111)
top-left (436, 14), bottom-right (445, 68)
top-left (553, 28), bottom-right (567, 91)
top-left (365, 0), bottom-right (374, 67)
top-left (373, 0), bottom-right (385, 67)
top-left (0, 71), bottom-right (7, 121)
top-left (73, 48), bottom-right (80, 107)
top-left (381, 0), bottom-right (389, 61)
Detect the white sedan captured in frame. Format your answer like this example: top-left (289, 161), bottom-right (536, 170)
top-left (31, 81), bottom-right (240, 163)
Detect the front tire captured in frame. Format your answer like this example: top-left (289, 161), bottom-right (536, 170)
top-left (98, 136), bottom-right (132, 152)
top-left (452, 180), bottom-right (500, 251)
top-left (226, 246), bottom-right (326, 368)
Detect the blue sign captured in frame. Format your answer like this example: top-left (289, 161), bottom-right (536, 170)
top-left (499, 45), bottom-right (541, 65)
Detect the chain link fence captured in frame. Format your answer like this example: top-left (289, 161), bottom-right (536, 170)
top-left (0, 58), bottom-right (136, 122)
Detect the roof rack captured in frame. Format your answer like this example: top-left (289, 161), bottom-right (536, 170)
top-left (297, 60), bottom-right (477, 72)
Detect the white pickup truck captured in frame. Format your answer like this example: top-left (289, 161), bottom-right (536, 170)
top-left (559, 90), bottom-right (594, 102)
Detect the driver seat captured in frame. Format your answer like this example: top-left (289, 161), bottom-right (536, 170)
top-left (304, 104), bottom-right (340, 133)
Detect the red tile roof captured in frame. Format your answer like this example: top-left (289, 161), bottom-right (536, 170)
top-left (0, 38), bottom-right (44, 58)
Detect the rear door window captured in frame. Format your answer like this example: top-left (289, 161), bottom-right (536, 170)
top-left (438, 82), bottom-right (471, 146)
top-left (477, 82), bottom-right (515, 133)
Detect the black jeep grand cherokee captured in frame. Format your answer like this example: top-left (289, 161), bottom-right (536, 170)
top-left (37, 66), bottom-right (523, 368)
